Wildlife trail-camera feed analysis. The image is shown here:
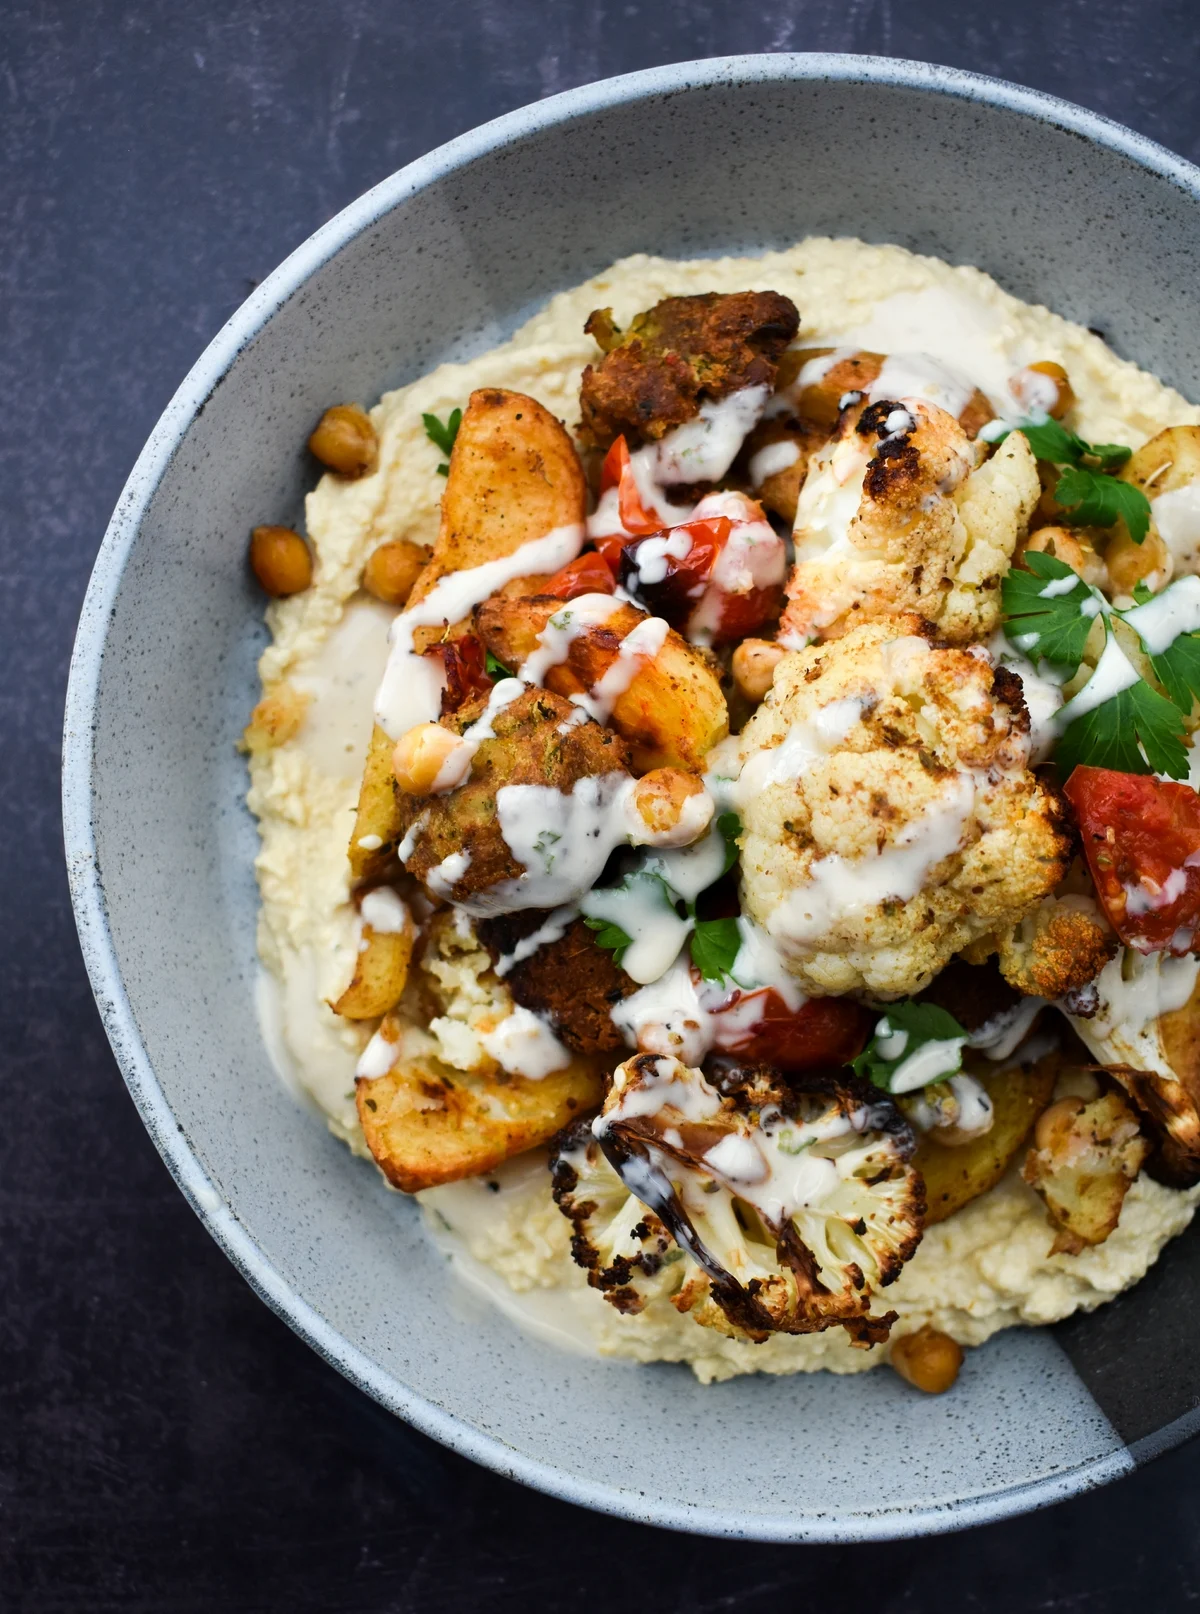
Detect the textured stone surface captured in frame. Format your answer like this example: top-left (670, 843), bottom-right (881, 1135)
top-left (7, 0), bottom-right (1200, 1607)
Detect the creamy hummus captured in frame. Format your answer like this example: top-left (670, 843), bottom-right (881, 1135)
top-left (247, 239), bottom-right (1200, 1379)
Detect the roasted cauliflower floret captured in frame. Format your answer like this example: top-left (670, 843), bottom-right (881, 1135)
top-left (731, 619), bottom-right (1072, 998)
top-left (551, 1053), bottom-right (923, 1345)
top-left (965, 894), bottom-right (1116, 998)
top-left (1023, 1090), bottom-right (1149, 1254)
top-left (779, 401), bottom-right (1038, 646)
top-left (578, 291), bottom-right (800, 451)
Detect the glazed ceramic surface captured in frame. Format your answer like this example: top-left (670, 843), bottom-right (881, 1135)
top-left (63, 55), bottom-right (1200, 1540)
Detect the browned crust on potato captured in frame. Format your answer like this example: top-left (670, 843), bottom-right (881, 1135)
top-left (357, 1052), bottom-right (608, 1192)
top-left (475, 913), bottom-right (637, 1052)
top-left (578, 291), bottom-right (800, 450)
top-left (475, 593), bottom-right (728, 772)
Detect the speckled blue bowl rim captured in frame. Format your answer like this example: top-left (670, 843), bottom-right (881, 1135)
top-left (62, 53), bottom-right (1200, 1542)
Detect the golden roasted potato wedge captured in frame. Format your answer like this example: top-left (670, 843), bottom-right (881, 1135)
top-left (348, 724), bottom-right (403, 882)
top-left (475, 594), bottom-right (728, 772)
top-left (410, 387), bottom-right (586, 606)
top-left (330, 914), bottom-right (414, 1021)
top-left (916, 1051), bottom-right (1059, 1226)
top-left (1023, 1090), bottom-right (1148, 1254)
top-left (1119, 424), bottom-right (1200, 498)
top-left (357, 1050), bottom-right (608, 1192)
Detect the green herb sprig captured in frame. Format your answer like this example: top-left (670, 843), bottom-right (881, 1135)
top-left (422, 407), bottom-right (462, 476)
top-left (850, 1001), bottom-right (967, 1093)
top-left (997, 419), bottom-right (1151, 544)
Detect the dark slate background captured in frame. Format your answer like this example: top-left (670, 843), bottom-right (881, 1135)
top-left (6, 1), bottom-right (1200, 1608)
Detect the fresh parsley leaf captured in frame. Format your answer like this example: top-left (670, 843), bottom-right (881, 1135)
top-left (1054, 465), bottom-right (1151, 544)
top-left (1149, 632), bottom-right (1200, 716)
top-left (689, 918), bottom-right (741, 982)
top-left (1001, 550), bottom-right (1104, 672)
top-left (1013, 416), bottom-right (1089, 465)
top-left (850, 1001), bottom-right (967, 1093)
top-left (422, 407), bottom-right (462, 475)
top-left (485, 650), bottom-right (512, 680)
top-left (581, 915), bottom-right (634, 964)
top-left (716, 811), bottom-right (742, 875)
top-left (1056, 676), bottom-right (1189, 779)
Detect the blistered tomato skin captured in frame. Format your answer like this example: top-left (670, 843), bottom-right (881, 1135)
top-left (542, 551), bottom-right (616, 600)
top-left (707, 987), bottom-right (875, 1071)
top-left (618, 518), bottom-right (728, 628)
top-left (599, 435), bottom-right (662, 536)
top-left (1064, 765), bottom-right (1200, 954)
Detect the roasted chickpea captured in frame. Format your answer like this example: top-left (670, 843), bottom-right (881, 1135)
top-left (1034, 1096), bottom-right (1086, 1155)
top-left (249, 525), bottom-right (313, 596)
top-left (308, 403), bottom-right (379, 478)
top-left (732, 638), bottom-right (786, 703)
top-left (363, 539), bottom-right (425, 606)
top-left (890, 1326), bottom-right (964, 1395)
top-left (1025, 359), bottom-right (1075, 420)
top-left (1101, 524), bottom-right (1172, 599)
top-left (630, 768), bottom-right (712, 847)
top-left (1020, 526), bottom-right (1108, 590)
top-left (392, 723), bottom-right (471, 796)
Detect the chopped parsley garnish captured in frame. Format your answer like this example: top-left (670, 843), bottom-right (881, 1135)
top-left (422, 407), bottom-right (462, 475)
top-left (485, 649), bottom-right (513, 680)
top-left (996, 418), bottom-right (1150, 543)
top-left (716, 811), bottom-right (742, 875)
top-left (581, 913), bottom-right (634, 965)
top-left (1054, 676), bottom-right (1188, 779)
top-left (1001, 550), bottom-right (1105, 674)
top-left (850, 1001), bottom-right (967, 1093)
top-left (1002, 551), bottom-right (1200, 778)
top-left (689, 918), bottom-right (741, 982)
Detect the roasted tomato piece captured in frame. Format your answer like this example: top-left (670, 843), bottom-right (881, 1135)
top-left (708, 987), bottom-right (874, 1072)
top-left (598, 435), bottom-right (663, 538)
top-left (618, 517), bottom-right (731, 628)
top-left (422, 632), bottom-right (492, 714)
top-left (1064, 765), bottom-right (1200, 953)
top-left (541, 551), bottom-right (616, 600)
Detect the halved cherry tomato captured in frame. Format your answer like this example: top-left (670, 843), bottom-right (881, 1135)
top-left (422, 632), bottom-right (492, 714)
top-left (1064, 764), bottom-right (1200, 953)
top-left (617, 517), bottom-right (731, 628)
top-left (598, 435), bottom-right (663, 538)
top-left (707, 986), bottom-right (874, 1072)
top-left (541, 551), bottom-right (616, 600)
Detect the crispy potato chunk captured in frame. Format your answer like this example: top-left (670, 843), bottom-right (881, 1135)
top-left (408, 388), bottom-right (586, 606)
top-left (742, 414), bottom-right (829, 524)
top-left (330, 915), bottom-right (414, 1021)
top-left (578, 291), bottom-right (799, 450)
top-left (396, 686), bottom-right (631, 904)
top-left (348, 724), bottom-right (404, 882)
top-left (1120, 424), bottom-right (1200, 500)
top-left (475, 912), bottom-right (636, 1052)
top-left (1023, 1090), bottom-right (1149, 1254)
top-left (357, 1048), bottom-right (607, 1192)
top-left (475, 594), bottom-right (728, 772)
top-left (917, 1052), bottom-right (1059, 1225)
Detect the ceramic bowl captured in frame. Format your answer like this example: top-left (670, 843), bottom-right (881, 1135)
top-left (63, 54), bottom-right (1200, 1541)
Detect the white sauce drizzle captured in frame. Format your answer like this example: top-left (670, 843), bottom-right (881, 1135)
top-left (1066, 947), bottom-right (1200, 1078)
top-left (1122, 573), bottom-right (1200, 655)
top-left (748, 438), bottom-right (801, 487)
top-left (653, 385), bottom-right (770, 485)
top-left (479, 1005), bottom-right (571, 1079)
top-left (358, 887), bottom-right (410, 936)
top-left (1054, 632), bottom-right (1141, 729)
top-left (1153, 482), bottom-right (1200, 575)
top-left (493, 906), bottom-right (579, 977)
top-left (374, 523), bottom-right (584, 738)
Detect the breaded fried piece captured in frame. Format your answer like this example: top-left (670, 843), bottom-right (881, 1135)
top-left (396, 686), bottom-right (631, 903)
top-left (578, 291), bottom-right (799, 450)
top-left (476, 912), bottom-right (636, 1052)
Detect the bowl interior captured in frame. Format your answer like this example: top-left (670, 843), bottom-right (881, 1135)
top-left (66, 58), bottom-right (1200, 1539)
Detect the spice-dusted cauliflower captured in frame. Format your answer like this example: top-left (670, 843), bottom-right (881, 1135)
top-left (550, 1053), bottom-right (923, 1345)
top-left (965, 894), bottom-right (1116, 998)
top-left (730, 618), bottom-right (1071, 998)
top-left (779, 401), bottom-right (1038, 645)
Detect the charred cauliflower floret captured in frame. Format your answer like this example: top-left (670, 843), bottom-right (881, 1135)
top-left (779, 400), bottom-right (1038, 646)
top-left (578, 291), bottom-right (800, 451)
top-left (965, 894), bottom-right (1116, 998)
top-left (1023, 1090), bottom-right (1149, 1254)
top-left (551, 1053), bottom-right (923, 1345)
top-left (731, 618), bottom-right (1072, 998)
